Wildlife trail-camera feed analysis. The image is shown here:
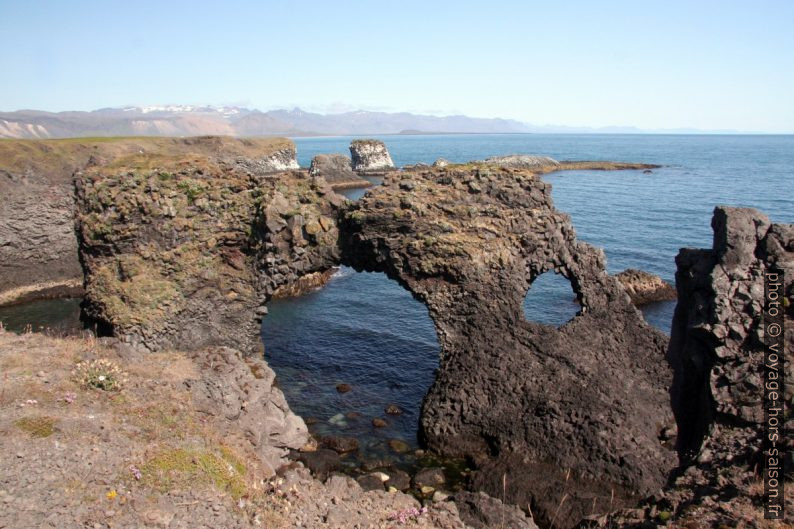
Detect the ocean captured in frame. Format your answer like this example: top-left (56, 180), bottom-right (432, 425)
top-left (2, 133), bottom-right (792, 467)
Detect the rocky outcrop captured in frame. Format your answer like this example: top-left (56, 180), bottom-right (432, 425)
top-left (0, 136), bottom-right (298, 306)
top-left (454, 491), bottom-right (538, 529)
top-left (615, 268), bottom-right (677, 306)
top-left (74, 152), bottom-right (341, 353)
top-left (339, 165), bottom-right (675, 527)
top-left (308, 153), bottom-right (371, 189)
top-left (349, 139), bottom-right (395, 173)
top-left (186, 346), bottom-right (309, 475)
top-left (478, 154), bottom-right (560, 169)
top-left (582, 207), bottom-right (793, 528)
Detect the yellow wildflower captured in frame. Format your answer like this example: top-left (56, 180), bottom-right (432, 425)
top-left (106, 490), bottom-right (117, 500)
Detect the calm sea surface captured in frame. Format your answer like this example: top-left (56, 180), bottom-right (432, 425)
top-left (3, 134), bottom-right (792, 465)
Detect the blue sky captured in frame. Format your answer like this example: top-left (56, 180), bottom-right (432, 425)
top-left (1, 0), bottom-right (792, 132)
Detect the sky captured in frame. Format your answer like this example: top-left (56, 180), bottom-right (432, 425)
top-left (1, 0), bottom-right (793, 132)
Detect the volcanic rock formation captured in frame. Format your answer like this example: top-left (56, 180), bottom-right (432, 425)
top-left (581, 207), bottom-right (793, 528)
top-left (349, 139), bottom-right (395, 173)
top-left (308, 153), bottom-right (371, 189)
top-left (339, 165), bottom-right (675, 527)
top-left (74, 153), bottom-right (340, 353)
top-left (73, 153), bottom-right (680, 528)
top-left (0, 136), bottom-right (299, 306)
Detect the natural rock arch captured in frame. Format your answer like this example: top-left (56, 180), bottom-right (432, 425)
top-left (339, 165), bottom-right (674, 526)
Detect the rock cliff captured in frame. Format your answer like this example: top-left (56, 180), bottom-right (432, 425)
top-left (349, 139), bottom-right (395, 173)
top-left (582, 207), bottom-right (793, 528)
top-left (74, 152), bottom-right (340, 353)
top-left (339, 165), bottom-right (675, 527)
top-left (0, 136), bottom-right (298, 306)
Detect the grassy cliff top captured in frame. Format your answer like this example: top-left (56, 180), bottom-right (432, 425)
top-left (0, 136), bottom-right (294, 183)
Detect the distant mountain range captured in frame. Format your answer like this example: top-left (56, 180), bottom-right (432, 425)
top-left (0, 105), bottom-right (745, 139)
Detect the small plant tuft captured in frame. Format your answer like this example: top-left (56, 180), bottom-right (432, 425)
top-left (15, 415), bottom-right (58, 438)
top-left (72, 358), bottom-right (127, 391)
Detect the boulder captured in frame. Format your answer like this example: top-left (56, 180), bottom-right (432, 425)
top-left (454, 491), bottom-right (538, 529)
top-left (321, 436), bottom-right (359, 454)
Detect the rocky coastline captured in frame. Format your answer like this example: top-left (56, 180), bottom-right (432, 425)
top-left (0, 136), bottom-right (789, 528)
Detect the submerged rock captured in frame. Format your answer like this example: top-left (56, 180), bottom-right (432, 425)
top-left (615, 268), bottom-right (677, 306)
top-left (414, 467), bottom-right (446, 489)
top-left (350, 139), bottom-right (395, 173)
top-left (321, 436), bottom-right (359, 454)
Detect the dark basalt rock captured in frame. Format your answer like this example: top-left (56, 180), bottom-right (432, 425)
top-left (339, 165), bottom-right (675, 527)
top-left (413, 467), bottom-right (446, 489)
top-left (385, 468), bottom-right (411, 491)
top-left (356, 473), bottom-right (385, 492)
top-left (581, 207), bottom-right (793, 528)
top-left (294, 448), bottom-right (341, 481)
top-left (309, 153), bottom-right (371, 189)
top-left (321, 435), bottom-right (360, 454)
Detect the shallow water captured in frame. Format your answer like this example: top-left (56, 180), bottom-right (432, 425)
top-left (0, 298), bottom-right (82, 334)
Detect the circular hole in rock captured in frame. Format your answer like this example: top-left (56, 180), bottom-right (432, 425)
top-left (522, 271), bottom-right (579, 327)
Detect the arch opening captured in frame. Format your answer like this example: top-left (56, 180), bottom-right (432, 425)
top-left (260, 265), bottom-right (440, 469)
top-left (522, 270), bottom-right (580, 327)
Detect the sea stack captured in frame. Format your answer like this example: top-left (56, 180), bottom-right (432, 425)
top-left (350, 139), bottom-right (395, 173)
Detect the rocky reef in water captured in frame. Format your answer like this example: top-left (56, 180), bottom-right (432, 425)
top-left (615, 268), bottom-right (677, 306)
top-left (0, 136), bottom-right (299, 307)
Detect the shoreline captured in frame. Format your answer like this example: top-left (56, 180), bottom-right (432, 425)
top-left (0, 278), bottom-right (84, 308)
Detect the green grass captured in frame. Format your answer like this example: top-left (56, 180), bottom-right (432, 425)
top-left (140, 447), bottom-right (248, 499)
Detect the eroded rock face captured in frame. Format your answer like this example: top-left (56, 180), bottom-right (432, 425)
top-left (186, 346), bottom-right (309, 475)
top-left (0, 136), bottom-right (298, 305)
top-left (350, 139), bottom-right (395, 173)
top-left (615, 268), bottom-right (676, 306)
top-left (582, 207), bottom-right (793, 528)
top-left (339, 166), bottom-right (674, 527)
top-left (74, 156), bottom-right (341, 353)
top-left (309, 153), bottom-right (371, 188)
